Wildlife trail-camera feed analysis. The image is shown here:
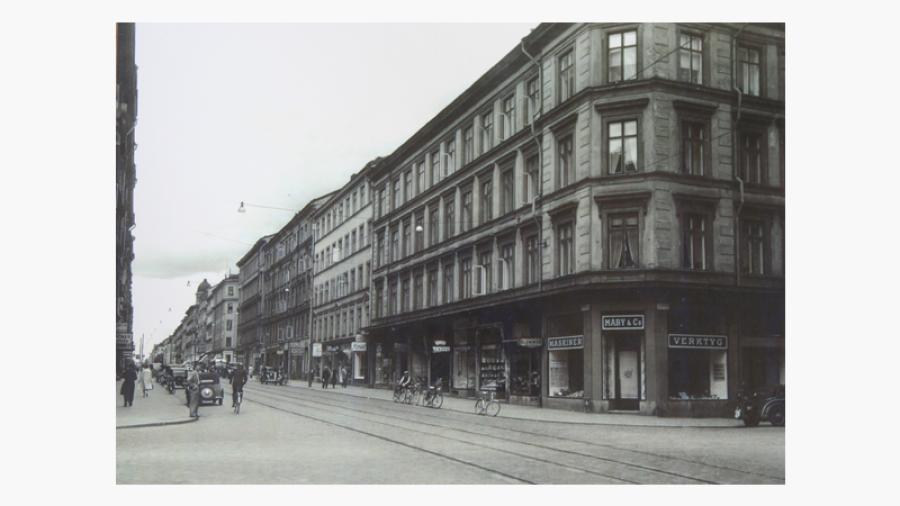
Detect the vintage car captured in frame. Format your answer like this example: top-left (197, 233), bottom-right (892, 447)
top-left (165, 367), bottom-right (189, 393)
top-left (195, 372), bottom-right (225, 405)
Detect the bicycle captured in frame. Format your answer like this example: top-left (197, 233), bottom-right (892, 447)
top-left (475, 390), bottom-right (501, 417)
top-left (233, 390), bottom-right (243, 415)
top-left (422, 378), bottom-right (443, 409)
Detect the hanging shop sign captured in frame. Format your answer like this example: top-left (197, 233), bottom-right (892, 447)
top-left (602, 315), bottom-right (645, 330)
top-left (351, 342), bottom-right (367, 352)
top-left (547, 335), bottom-right (584, 350)
top-left (434, 340), bottom-right (447, 346)
top-left (668, 334), bottom-right (728, 350)
top-left (312, 343), bottom-right (322, 357)
top-left (289, 342), bottom-right (304, 353)
top-left (326, 345), bottom-right (341, 353)
top-left (517, 338), bottom-right (543, 348)
top-left (432, 346), bottom-right (450, 353)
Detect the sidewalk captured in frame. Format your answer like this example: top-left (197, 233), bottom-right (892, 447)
top-left (116, 380), bottom-right (198, 429)
top-left (275, 380), bottom-right (742, 428)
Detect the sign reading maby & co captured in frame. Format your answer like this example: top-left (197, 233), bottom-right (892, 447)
top-left (668, 334), bottom-right (728, 350)
top-left (602, 315), bottom-right (645, 330)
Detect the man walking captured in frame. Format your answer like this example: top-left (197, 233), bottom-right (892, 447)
top-left (321, 366), bottom-right (330, 389)
top-left (186, 363), bottom-right (200, 418)
top-left (231, 363), bottom-right (247, 408)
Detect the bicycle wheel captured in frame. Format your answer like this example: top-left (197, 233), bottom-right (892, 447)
top-left (431, 391), bottom-right (443, 409)
top-left (403, 389), bottom-right (413, 404)
top-left (393, 388), bottom-right (401, 403)
top-left (486, 400), bottom-right (500, 417)
top-left (475, 399), bottom-right (485, 415)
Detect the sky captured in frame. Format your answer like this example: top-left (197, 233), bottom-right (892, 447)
top-left (132, 23), bottom-right (535, 355)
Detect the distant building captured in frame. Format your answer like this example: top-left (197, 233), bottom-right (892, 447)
top-left (209, 275), bottom-right (240, 363)
top-left (116, 22), bottom-right (137, 376)
top-left (236, 236), bottom-right (271, 368)
top-left (311, 159), bottom-right (379, 383)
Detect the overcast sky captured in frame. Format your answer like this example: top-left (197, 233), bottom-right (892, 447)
top-left (132, 23), bottom-right (535, 355)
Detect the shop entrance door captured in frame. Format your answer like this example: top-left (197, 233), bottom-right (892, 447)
top-left (612, 336), bottom-right (640, 410)
top-left (430, 351), bottom-right (450, 388)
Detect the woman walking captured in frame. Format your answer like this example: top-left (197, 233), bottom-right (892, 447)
top-left (139, 363), bottom-right (153, 397)
top-left (120, 363), bottom-right (137, 407)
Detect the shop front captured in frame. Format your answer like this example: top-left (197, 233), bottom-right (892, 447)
top-left (544, 313), bottom-right (585, 409)
top-left (429, 339), bottom-right (451, 388)
top-left (507, 338), bottom-right (542, 405)
top-left (450, 330), bottom-right (476, 396)
top-left (351, 341), bottom-right (367, 384)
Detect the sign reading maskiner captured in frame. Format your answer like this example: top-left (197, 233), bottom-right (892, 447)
top-left (668, 334), bottom-right (728, 350)
top-left (547, 335), bottom-right (584, 350)
top-left (602, 315), bottom-right (645, 330)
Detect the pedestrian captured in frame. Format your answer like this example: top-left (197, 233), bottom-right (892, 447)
top-left (341, 365), bottom-right (349, 388)
top-left (139, 363), bottom-right (153, 398)
top-left (120, 362), bottom-right (137, 407)
top-left (330, 365), bottom-right (337, 388)
top-left (186, 363), bottom-right (201, 418)
top-left (231, 363), bottom-right (247, 408)
top-left (321, 366), bottom-right (330, 389)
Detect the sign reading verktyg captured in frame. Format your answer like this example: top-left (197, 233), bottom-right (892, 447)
top-left (668, 334), bottom-right (728, 350)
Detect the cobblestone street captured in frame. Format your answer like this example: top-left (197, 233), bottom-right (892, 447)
top-left (117, 382), bottom-right (784, 484)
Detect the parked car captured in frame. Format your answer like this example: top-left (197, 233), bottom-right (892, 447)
top-left (165, 366), bottom-right (189, 393)
top-left (196, 372), bottom-right (225, 405)
top-left (735, 385), bottom-right (785, 427)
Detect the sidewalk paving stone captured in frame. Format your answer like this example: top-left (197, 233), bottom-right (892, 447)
top-left (268, 379), bottom-right (741, 428)
top-left (116, 380), bottom-right (198, 429)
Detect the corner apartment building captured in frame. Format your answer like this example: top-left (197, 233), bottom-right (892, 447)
top-left (311, 160), bottom-right (379, 383)
top-left (236, 236), bottom-right (271, 368)
top-left (193, 279), bottom-right (211, 359)
top-left (257, 195), bottom-right (331, 378)
top-left (209, 274), bottom-right (240, 363)
top-left (368, 23), bottom-right (784, 417)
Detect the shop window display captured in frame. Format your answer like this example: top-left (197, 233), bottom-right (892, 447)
top-left (668, 349), bottom-right (727, 399)
top-left (479, 339), bottom-right (506, 396)
top-left (546, 313), bottom-right (584, 398)
top-left (509, 347), bottom-right (541, 397)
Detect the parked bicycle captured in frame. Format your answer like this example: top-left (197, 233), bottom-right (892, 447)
top-left (421, 378), bottom-right (443, 409)
top-left (475, 389), bottom-right (501, 417)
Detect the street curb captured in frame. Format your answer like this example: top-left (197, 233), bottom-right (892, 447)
top-left (275, 382), bottom-right (744, 429)
top-left (116, 416), bottom-right (199, 430)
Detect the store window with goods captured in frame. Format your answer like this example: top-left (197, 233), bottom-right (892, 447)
top-left (547, 313), bottom-right (584, 399)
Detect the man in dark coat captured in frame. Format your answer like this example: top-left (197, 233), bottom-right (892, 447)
top-left (120, 363), bottom-right (137, 407)
top-left (186, 364), bottom-right (201, 417)
top-left (230, 364), bottom-right (247, 408)
top-left (321, 367), bottom-right (330, 389)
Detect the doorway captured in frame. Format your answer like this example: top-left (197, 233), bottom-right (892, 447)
top-left (611, 334), bottom-right (641, 410)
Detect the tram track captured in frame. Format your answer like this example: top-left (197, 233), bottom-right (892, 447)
top-left (243, 384), bottom-right (760, 484)
top-left (246, 383), bottom-right (783, 483)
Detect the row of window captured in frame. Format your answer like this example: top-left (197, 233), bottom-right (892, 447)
top-left (375, 153), bottom-right (541, 269)
top-left (317, 182), bottom-right (369, 238)
top-left (313, 303), bottom-right (370, 342)
top-left (317, 223), bottom-right (368, 272)
top-left (374, 206), bottom-right (774, 319)
top-left (314, 261), bottom-right (372, 307)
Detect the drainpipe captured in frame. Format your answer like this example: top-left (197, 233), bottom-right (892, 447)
top-left (520, 39), bottom-right (545, 293)
top-left (731, 24), bottom-right (748, 288)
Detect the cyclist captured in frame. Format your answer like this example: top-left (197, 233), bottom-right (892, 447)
top-left (230, 363), bottom-right (247, 408)
top-left (396, 370), bottom-right (412, 397)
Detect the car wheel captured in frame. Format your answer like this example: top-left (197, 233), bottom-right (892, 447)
top-left (769, 406), bottom-right (785, 426)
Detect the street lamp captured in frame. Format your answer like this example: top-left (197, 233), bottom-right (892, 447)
top-left (237, 201), bottom-right (296, 213)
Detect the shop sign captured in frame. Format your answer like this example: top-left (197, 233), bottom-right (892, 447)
top-left (276, 350), bottom-right (284, 355)
top-left (351, 342), bottom-right (367, 352)
top-left (517, 338), bottom-right (543, 348)
top-left (326, 345), bottom-right (341, 353)
top-left (289, 342), bottom-right (304, 353)
top-left (432, 345), bottom-right (450, 353)
top-left (602, 315), bottom-right (645, 330)
top-left (312, 343), bottom-right (322, 357)
top-left (434, 340), bottom-right (447, 346)
top-left (547, 335), bottom-right (584, 350)
top-left (668, 334), bottom-right (728, 350)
